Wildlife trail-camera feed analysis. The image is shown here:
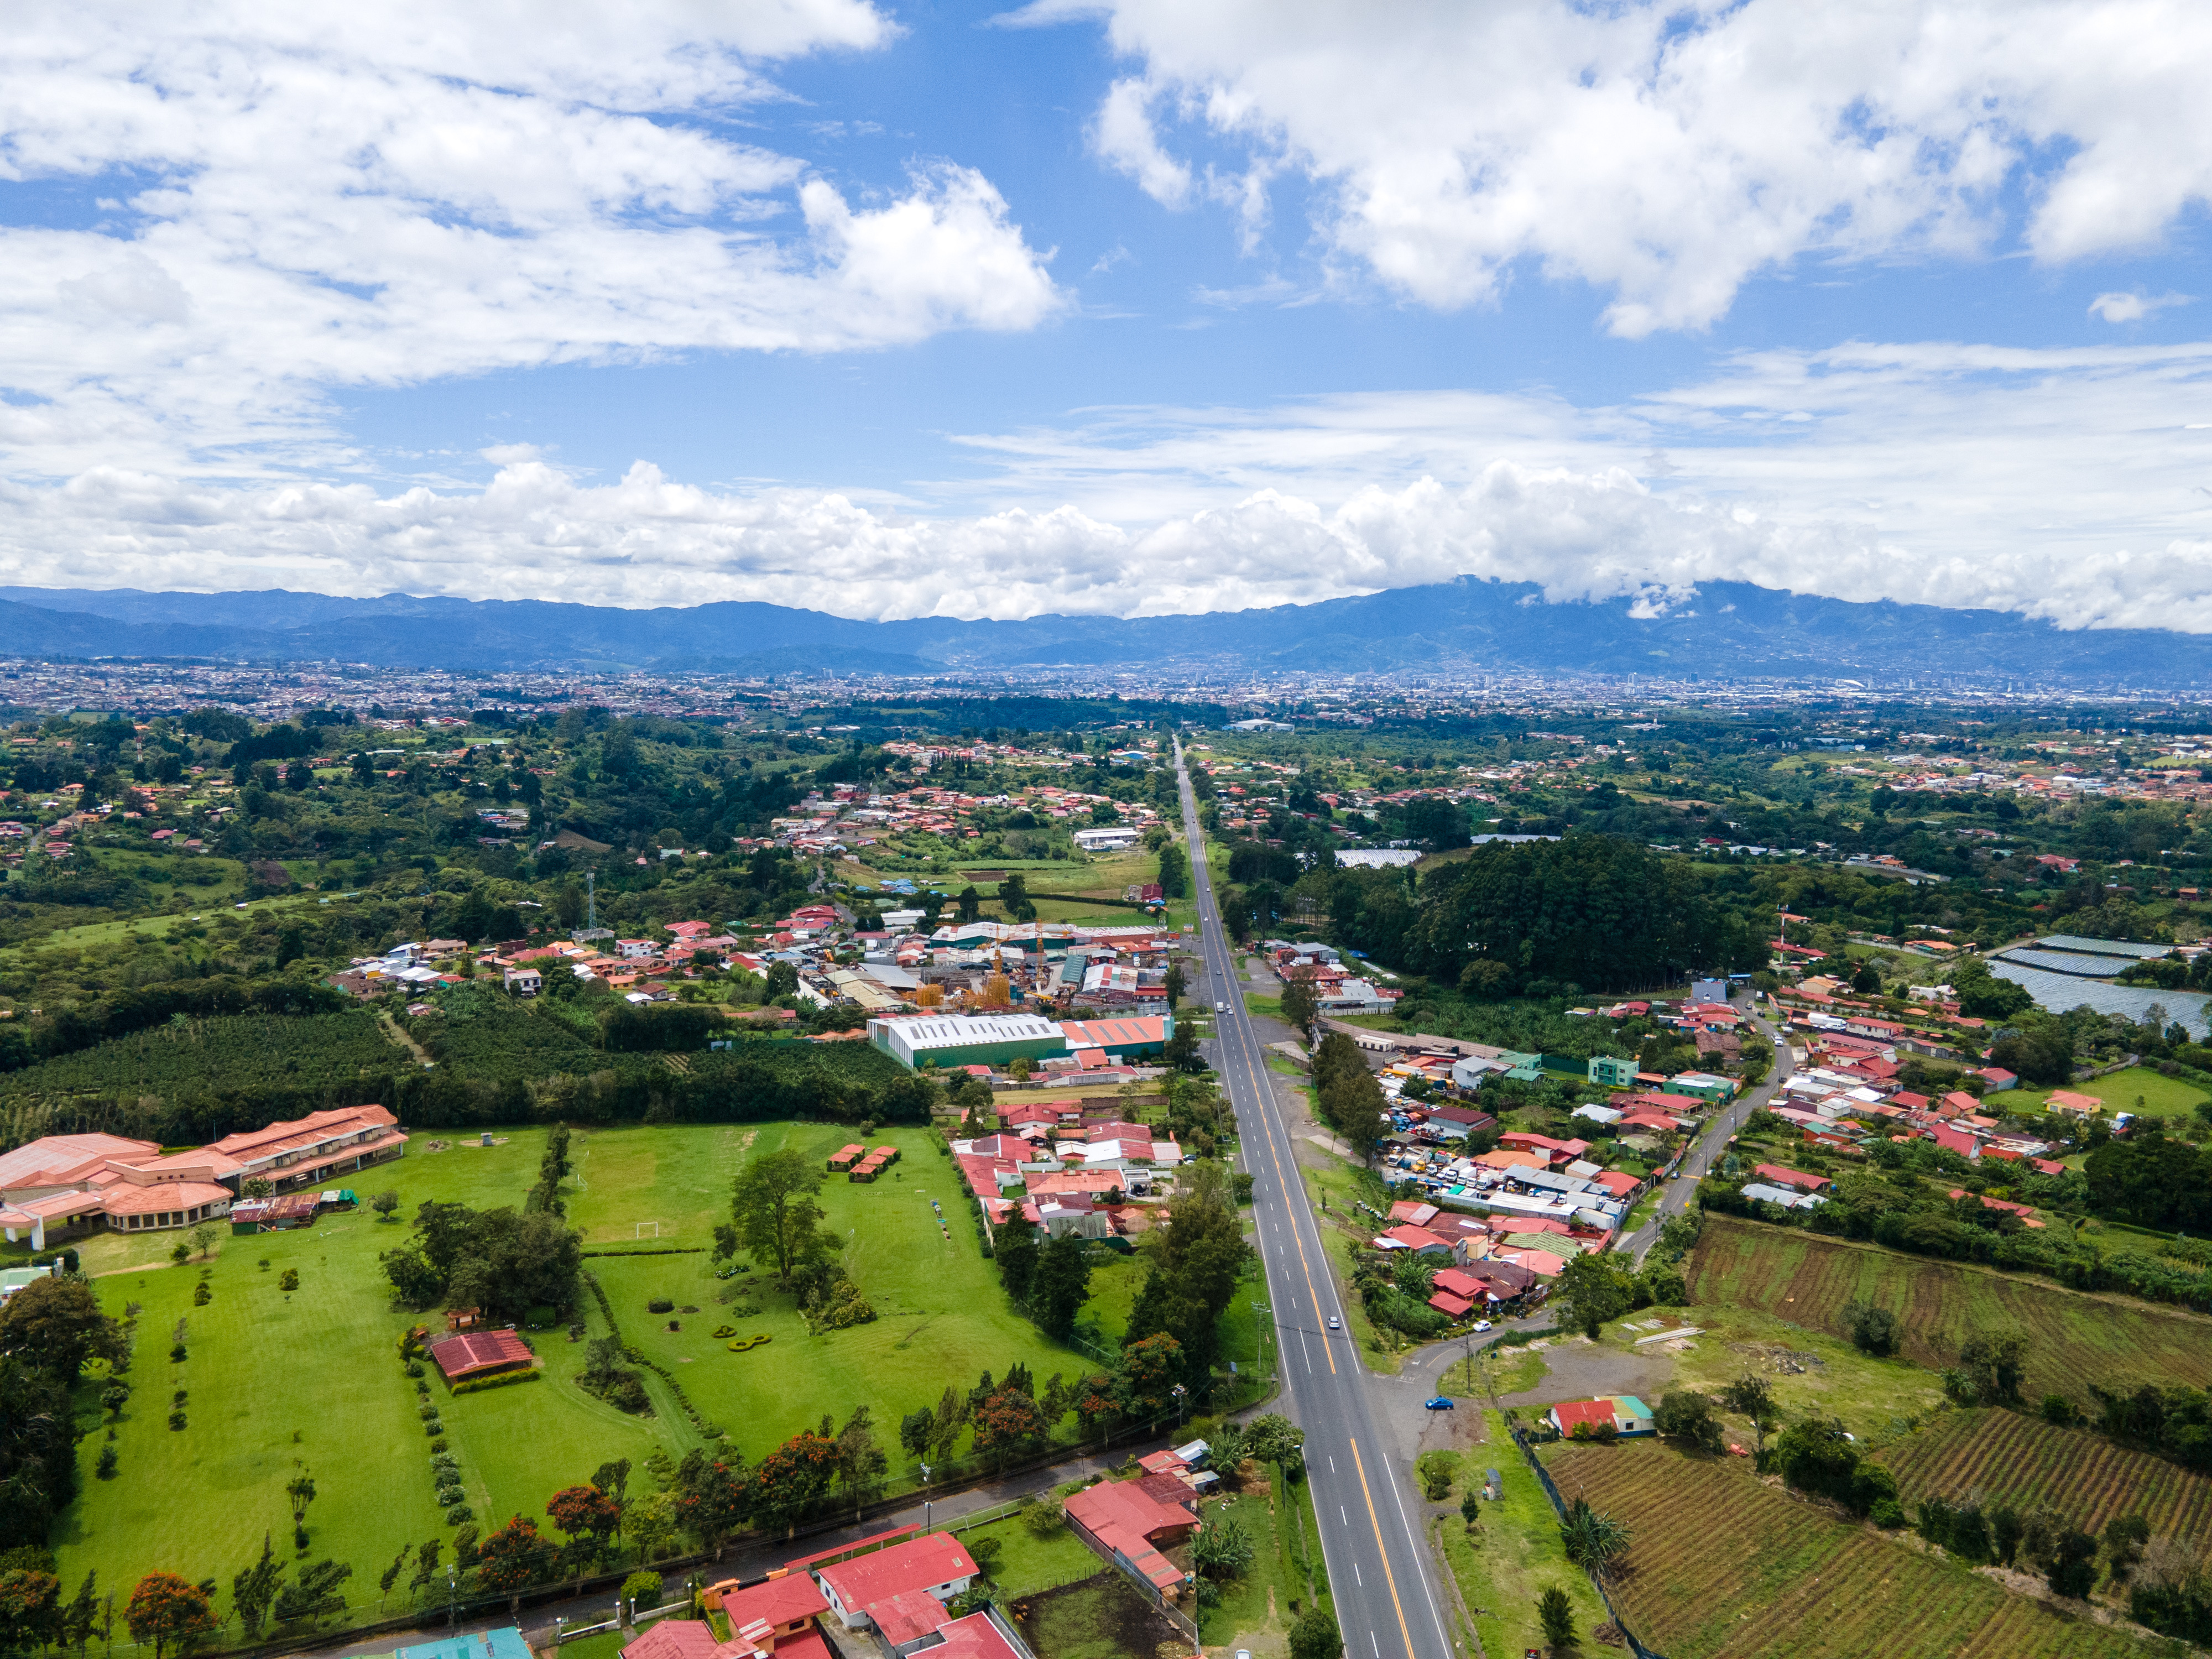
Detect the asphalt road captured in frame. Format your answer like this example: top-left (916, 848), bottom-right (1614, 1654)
top-left (1622, 995), bottom-right (1797, 1261)
top-left (1174, 744), bottom-right (1455, 1659)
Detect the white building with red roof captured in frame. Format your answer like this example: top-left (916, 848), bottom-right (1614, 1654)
top-left (813, 1533), bottom-right (978, 1648)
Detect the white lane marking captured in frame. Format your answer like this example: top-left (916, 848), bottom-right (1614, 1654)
top-left (1330, 1455), bottom-right (1337, 1474)
top-left (1341, 1506), bottom-right (1349, 1526)
top-left (1370, 1633), bottom-right (1380, 1657)
top-left (1353, 1561), bottom-right (1363, 1586)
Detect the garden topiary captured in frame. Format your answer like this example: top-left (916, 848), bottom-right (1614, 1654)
top-left (647, 1298), bottom-right (674, 1314)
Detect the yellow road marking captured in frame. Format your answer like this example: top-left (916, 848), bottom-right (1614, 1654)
top-left (1350, 1436), bottom-right (1416, 1656)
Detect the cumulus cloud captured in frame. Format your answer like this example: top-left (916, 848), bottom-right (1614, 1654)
top-left (1062, 0), bottom-right (2212, 333)
top-left (0, 1), bottom-right (1062, 478)
top-left (8, 340), bottom-right (2212, 630)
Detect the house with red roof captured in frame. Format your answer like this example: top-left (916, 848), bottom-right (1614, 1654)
top-left (1376, 1225), bottom-right (1465, 1263)
top-left (1752, 1163), bottom-right (1831, 1194)
top-left (814, 1533), bottom-right (978, 1648)
top-left (691, 1573), bottom-right (831, 1656)
top-left (426, 1329), bottom-right (535, 1383)
top-left (1547, 1397), bottom-right (1646, 1437)
top-left (1064, 1474), bottom-right (1198, 1597)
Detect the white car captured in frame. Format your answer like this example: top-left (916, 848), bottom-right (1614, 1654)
top-left (1215, 1000), bottom-right (1228, 1012)
top-left (1472, 1319), bottom-right (1493, 1333)
top-left (1327, 1315), bottom-right (1340, 1331)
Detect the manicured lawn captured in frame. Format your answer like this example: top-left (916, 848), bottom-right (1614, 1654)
top-left (1986, 1065), bottom-right (2209, 1120)
top-left (954, 1511), bottom-right (1105, 1599)
top-left (59, 1211), bottom-right (674, 1627)
top-left (588, 1123), bottom-right (1079, 1455)
top-left (1436, 1411), bottom-right (1606, 1659)
top-left (51, 1121), bottom-right (1144, 1619)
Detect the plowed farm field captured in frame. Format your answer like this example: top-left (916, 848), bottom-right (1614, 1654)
top-left (1542, 1440), bottom-right (2145, 1659)
top-left (1879, 1409), bottom-right (2212, 1564)
top-left (1686, 1215), bottom-right (2212, 1402)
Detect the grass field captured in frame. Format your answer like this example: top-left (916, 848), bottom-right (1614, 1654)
top-left (54, 1122), bottom-right (1109, 1614)
top-left (1541, 1438), bottom-right (2148, 1659)
top-left (1436, 1410), bottom-right (1606, 1658)
top-left (1878, 1409), bottom-right (2212, 1565)
top-left (1014, 1572), bottom-right (1189, 1659)
top-left (1985, 1065), bottom-right (2210, 1120)
top-left (1686, 1215), bottom-right (2212, 1402)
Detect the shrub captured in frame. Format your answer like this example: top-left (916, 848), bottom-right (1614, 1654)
top-left (424, 1418), bottom-right (444, 1436)
top-left (435, 1484), bottom-right (465, 1507)
top-left (405, 1360), bottom-right (424, 1379)
top-left (279, 1269), bottom-right (300, 1292)
top-left (168, 1411), bottom-right (186, 1431)
top-left (96, 1445), bottom-right (118, 1479)
top-left (2039, 1393), bottom-right (2076, 1426)
top-left (429, 1437), bottom-right (448, 1453)
top-left (444, 1504), bottom-right (474, 1526)
top-left (647, 1298), bottom-right (674, 1314)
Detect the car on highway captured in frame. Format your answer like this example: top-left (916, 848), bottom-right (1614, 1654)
top-left (1424, 1396), bottom-right (1455, 1411)
top-left (1472, 1319), bottom-right (1493, 1333)
top-left (1327, 1315), bottom-right (1340, 1331)
top-left (1215, 1000), bottom-right (1228, 1011)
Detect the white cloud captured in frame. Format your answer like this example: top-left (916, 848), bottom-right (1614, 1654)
top-left (1092, 77), bottom-right (1192, 208)
top-left (0, 1), bottom-right (1062, 479)
top-left (1064, 0), bottom-right (2212, 333)
top-left (9, 340), bottom-right (2212, 630)
top-left (2089, 290), bottom-right (2191, 323)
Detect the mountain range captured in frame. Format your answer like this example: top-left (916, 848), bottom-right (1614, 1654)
top-left (0, 578), bottom-right (2204, 684)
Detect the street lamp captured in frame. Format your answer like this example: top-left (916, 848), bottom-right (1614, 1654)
top-left (1171, 1384), bottom-right (1188, 1427)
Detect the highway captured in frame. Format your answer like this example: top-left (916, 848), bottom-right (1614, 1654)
top-left (1173, 742), bottom-right (1455, 1659)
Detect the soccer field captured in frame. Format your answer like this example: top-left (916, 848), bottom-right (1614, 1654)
top-left (54, 1121), bottom-right (1089, 1617)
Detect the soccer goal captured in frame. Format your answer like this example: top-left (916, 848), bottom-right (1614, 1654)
top-left (634, 1222), bottom-right (662, 1240)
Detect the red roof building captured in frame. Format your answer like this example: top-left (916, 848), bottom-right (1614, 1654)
top-left (1065, 1476), bottom-right (1198, 1594)
top-left (1547, 1399), bottom-right (1618, 1437)
top-left (426, 1329), bottom-right (534, 1382)
top-left (814, 1535), bottom-right (977, 1646)
top-left (1752, 1163), bottom-right (1832, 1194)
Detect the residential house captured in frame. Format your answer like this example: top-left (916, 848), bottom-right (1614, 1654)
top-left (814, 1534), bottom-right (979, 1651)
top-left (1063, 1475), bottom-right (1199, 1600)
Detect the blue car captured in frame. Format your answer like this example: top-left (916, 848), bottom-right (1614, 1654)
top-left (1424, 1396), bottom-right (1455, 1411)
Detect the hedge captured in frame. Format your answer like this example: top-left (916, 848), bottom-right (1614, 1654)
top-left (451, 1368), bottom-right (544, 1397)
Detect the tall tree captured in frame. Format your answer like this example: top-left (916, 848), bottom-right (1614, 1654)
top-left (1277, 973), bottom-right (1319, 1040)
top-left (546, 1484), bottom-right (623, 1588)
top-left (831, 1407), bottom-right (888, 1519)
top-left (231, 1535), bottom-right (285, 1637)
top-left (473, 1517), bottom-right (554, 1593)
top-left (748, 1430), bottom-right (839, 1538)
top-left (0, 1569), bottom-right (61, 1655)
top-left (271, 1562), bottom-right (352, 1629)
top-left (729, 1150), bottom-right (832, 1281)
top-left (0, 1277), bottom-right (124, 1385)
top-left (0, 1357), bottom-right (76, 1549)
top-left (1029, 1234), bottom-right (1093, 1340)
top-left (670, 1450), bottom-right (748, 1561)
top-left (995, 1216), bottom-right (1041, 1305)
top-left (123, 1575), bottom-right (216, 1659)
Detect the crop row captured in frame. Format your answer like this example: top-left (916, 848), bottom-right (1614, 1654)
top-left (1880, 1409), bottom-right (2212, 1562)
top-left (1687, 1216), bottom-right (2212, 1399)
top-left (0, 1011), bottom-right (404, 1101)
top-left (1543, 1440), bottom-right (2146, 1659)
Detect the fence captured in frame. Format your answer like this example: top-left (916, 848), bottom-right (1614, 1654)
top-left (1500, 1420), bottom-right (1670, 1659)
top-left (1062, 1509), bottom-right (1201, 1647)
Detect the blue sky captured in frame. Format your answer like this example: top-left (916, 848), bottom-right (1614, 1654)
top-left (3, 1), bottom-right (2212, 628)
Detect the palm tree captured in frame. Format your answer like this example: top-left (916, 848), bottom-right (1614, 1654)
top-left (1558, 1497), bottom-right (1631, 1576)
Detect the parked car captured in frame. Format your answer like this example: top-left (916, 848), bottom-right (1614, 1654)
top-left (1424, 1396), bottom-right (1455, 1411)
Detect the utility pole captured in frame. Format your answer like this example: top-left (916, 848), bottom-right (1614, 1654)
top-left (586, 870), bottom-right (596, 932)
